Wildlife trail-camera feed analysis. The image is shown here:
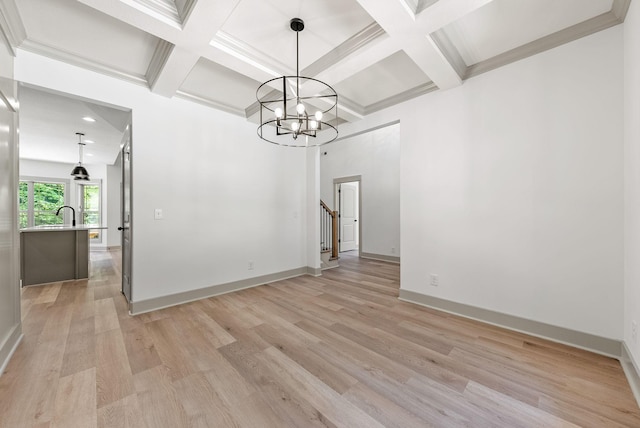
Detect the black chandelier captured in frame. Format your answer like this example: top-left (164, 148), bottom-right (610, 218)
top-left (256, 18), bottom-right (338, 147)
top-left (70, 132), bottom-right (90, 181)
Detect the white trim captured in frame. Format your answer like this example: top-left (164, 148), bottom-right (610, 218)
top-left (0, 0), bottom-right (26, 56)
top-left (399, 289), bottom-right (622, 358)
top-left (364, 82), bottom-right (438, 115)
top-left (0, 325), bottom-right (22, 377)
top-left (130, 267), bottom-right (312, 315)
top-left (360, 252), bottom-right (400, 264)
top-left (175, 90), bottom-right (246, 117)
top-left (18, 41), bottom-right (149, 88)
top-left (621, 342), bottom-right (640, 408)
top-left (146, 39), bottom-right (174, 90)
top-left (464, 7), bottom-right (626, 79)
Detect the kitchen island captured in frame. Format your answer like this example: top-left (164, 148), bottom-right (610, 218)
top-left (20, 224), bottom-right (108, 286)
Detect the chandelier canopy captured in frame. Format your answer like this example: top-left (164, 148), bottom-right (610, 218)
top-left (256, 18), bottom-right (338, 147)
top-left (70, 132), bottom-right (90, 181)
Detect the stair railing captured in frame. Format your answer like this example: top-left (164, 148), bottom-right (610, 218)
top-left (320, 200), bottom-right (339, 260)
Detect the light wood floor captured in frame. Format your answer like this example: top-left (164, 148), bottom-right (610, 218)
top-left (1, 251), bottom-right (639, 427)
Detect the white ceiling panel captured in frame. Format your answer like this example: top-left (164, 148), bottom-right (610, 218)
top-left (334, 50), bottom-right (431, 107)
top-left (179, 57), bottom-right (262, 113)
top-left (15, 0), bottom-right (160, 77)
top-left (220, 0), bottom-right (375, 73)
top-left (1, 0), bottom-right (626, 154)
top-left (440, 0), bottom-right (614, 66)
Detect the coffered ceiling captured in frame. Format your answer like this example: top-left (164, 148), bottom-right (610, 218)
top-left (0, 0), bottom-right (630, 130)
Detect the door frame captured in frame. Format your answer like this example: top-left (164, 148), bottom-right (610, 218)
top-left (333, 175), bottom-right (362, 257)
top-left (120, 124), bottom-right (133, 308)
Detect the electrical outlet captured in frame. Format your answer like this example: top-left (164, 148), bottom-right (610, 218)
top-left (154, 208), bottom-right (163, 220)
top-left (391, 247), bottom-right (396, 254)
top-left (430, 273), bottom-right (439, 287)
top-left (632, 321), bottom-right (638, 343)
top-left (248, 261), bottom-right (254, 270)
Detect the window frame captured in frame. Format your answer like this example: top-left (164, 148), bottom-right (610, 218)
top-left (76, 180), bottom-right (103, 243)
top-left (19, 177), bottom-right (71, 228)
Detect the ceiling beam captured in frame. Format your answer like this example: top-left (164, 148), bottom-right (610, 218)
top-left (353, 0), bottom-right (497, 90)
top-left (415, 0), bottom-right (495, 33)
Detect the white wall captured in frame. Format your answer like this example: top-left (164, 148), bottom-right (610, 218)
top-left (15, 50), bottom-right (308, 303)
top-left (320, 123), bottom-right (400, 258)
top-left (340, 26), bottom-right (624, 340)
top-left (624, 0), bottom-right (640, 370)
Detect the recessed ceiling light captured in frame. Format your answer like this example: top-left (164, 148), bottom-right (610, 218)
top-left (82, 116), bottom-right (96, 122)
top-left (84, 139), bottom-right (95, 144)
top-left (86, 153), bottom-right (94, 157)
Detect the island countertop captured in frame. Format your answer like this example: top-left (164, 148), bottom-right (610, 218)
top-left (20, 224), bottom-right (108, 232)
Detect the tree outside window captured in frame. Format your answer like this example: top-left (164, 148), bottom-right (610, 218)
top-left (19, 180), bottom-right (67, 228)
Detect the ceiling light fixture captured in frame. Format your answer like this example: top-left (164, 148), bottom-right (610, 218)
top-left (70, 132), bottom-right (90, 181)
top-left (256, 18), bottom-right (338, 147)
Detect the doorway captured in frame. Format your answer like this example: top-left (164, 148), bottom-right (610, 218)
top-left (17, 83), bottom-right (132, 299)
top-left (334, 176), bottom-right (361, 254)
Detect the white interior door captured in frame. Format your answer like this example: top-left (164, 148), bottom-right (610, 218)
top-left (339, 182), bottom-right (359, 252)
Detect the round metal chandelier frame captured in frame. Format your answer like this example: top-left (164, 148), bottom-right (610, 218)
top-left (256, 18), bottom-right (339, 147)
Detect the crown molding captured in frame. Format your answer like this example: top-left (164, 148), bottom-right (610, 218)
top-left (364, 81), bottom-right (438, 115)
top-left (176, 0), bottom-right (197, 23)
top-left (465, 4), bottom-right (627, 79)
top-left (146, 39), bottom-right (174, 89)
top-left (130, 0), bottom-right (181, 26)
top-left (338, 94), bottom-right (366, 118)
top-left (417, 0), bottom-right (440, 15)
top-left (0, 0), bottom-right (26, 56)
top-left (19, 40), bottom-right (149, 88)
top-left (175, 89), bottom-right (246, 117)
top-left (430, 29), bottom-right (466, 80)
top-left (211, 30), bottom-right (289, 78)
top-left (612, 0), bottom-right (631, 21)
top-left (303, 22), bottom-right (386, 77)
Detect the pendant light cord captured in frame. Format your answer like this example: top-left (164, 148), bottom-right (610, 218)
top-left (296, 29), bottom-right (300, 110)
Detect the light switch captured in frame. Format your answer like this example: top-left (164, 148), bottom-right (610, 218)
top-left (154, 208), bottom-right (163, 220)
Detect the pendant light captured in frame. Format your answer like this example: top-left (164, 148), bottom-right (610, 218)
top-left (70, 132), bottom-right (90, 181)
top-left (256, 18), bottom-right (338, 147)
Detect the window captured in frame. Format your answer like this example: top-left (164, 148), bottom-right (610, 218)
top-left (78, 182), bottom-right (102, 242)
top-left (18, 181), bottom-right (27, 228)
top-left (19, 179), bottom-right (68, 228)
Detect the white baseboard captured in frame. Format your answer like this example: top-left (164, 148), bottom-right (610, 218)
top-left (130, 267), bottom-right (312, 315)
top-left (307, 266), bottom-right (322, 277)
top-left (0, 323), bottom-right (23, 377)
top-left (360, 252), bottom-right (400, 264)
top-left (398, 289), bottom-right (621, 358)
top-left (621, 342), bottom-right (640, 408)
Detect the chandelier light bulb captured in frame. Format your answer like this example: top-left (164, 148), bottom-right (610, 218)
top-left (315, 110), bottom-right (323, 121)
top-left (275, 107), bottom-right (283, 118)
top-left (291, 121), bottom-right (300, 132)
top-left (310, 120), bottom-right (318, 130)
top-left (296, 103), bottom-right (305, 114)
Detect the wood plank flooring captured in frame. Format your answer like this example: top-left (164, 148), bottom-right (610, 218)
top-left (1, 250), bottom-right (639, 427)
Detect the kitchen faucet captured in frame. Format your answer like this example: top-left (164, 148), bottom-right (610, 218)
top-left (56, 205), bottom-right (76, 226)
